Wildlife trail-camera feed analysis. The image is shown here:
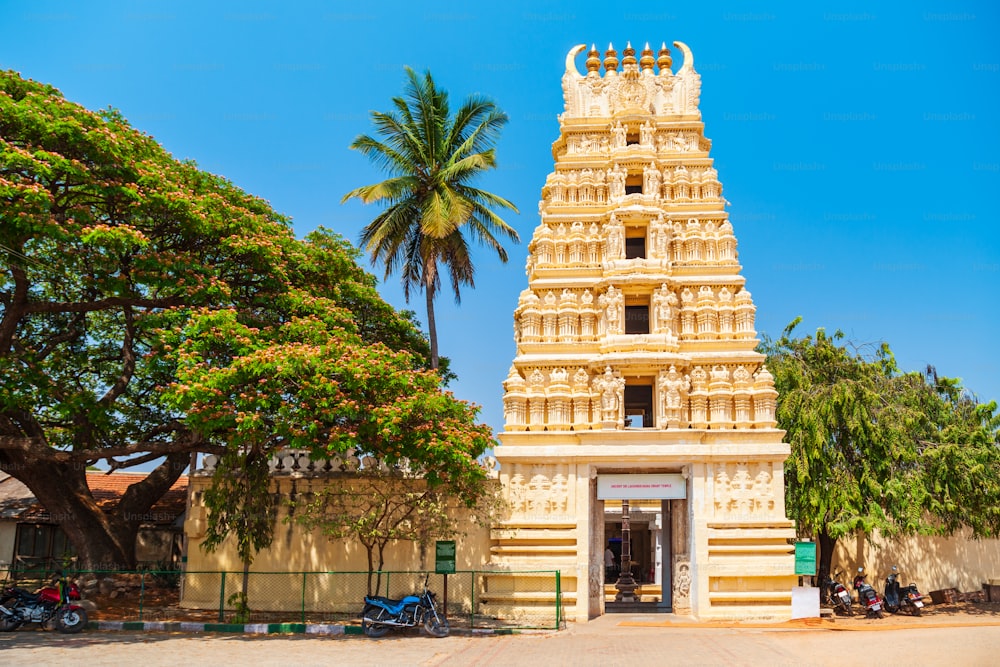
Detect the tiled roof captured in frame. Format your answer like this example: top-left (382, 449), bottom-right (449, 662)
top-left (0, 472), bottom-right (187, 526)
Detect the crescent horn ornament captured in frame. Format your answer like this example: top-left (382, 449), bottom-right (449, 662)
top-left (674, 41), bottom-right (694, 72)
top-left (565, 44), bottom-right (586, 78)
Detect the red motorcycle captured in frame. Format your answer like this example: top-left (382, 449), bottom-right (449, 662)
top-left (853, 568), bottom-right (885, 619)
top-left (0, 571), bottom-right (88, 633)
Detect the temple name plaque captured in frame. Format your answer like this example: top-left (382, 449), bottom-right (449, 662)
top-left (597, 474), bottom-right (687, 500)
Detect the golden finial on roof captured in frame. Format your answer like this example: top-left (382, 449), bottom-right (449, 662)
top-left (604, 42), bottom-right (619, 74)
top-left (622, 41), bottom-right (637, 67)
top-left (657, 42), bottom-right (673, 74)
top-left (586, 44), bottom-right (601, 74)
top-left (640, 42), bottom-right (655, 72)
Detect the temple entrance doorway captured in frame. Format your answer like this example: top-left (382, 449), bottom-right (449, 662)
top-left (598, 473), bottom-right (685, 613)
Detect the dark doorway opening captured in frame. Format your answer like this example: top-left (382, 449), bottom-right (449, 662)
top-left (624, 384), bottom-right (654, 427)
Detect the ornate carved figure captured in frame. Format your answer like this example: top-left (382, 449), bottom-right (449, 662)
top-left (594, 366), bottom-right (626, 426)
top-left (611, 121), bottom-right (626, 148)
top-left (640, 120), bottom-right (654, 146)
top-left (673, 561), bottom-right (692, 605)
top-left (607, 164), bottom-right (626, 200)
top-left (643, 163), bottom-right (661, 196)
top-left (598, 286), bottom-right (624, 335)
top-left (657, 365), bottom-right (690, 428)
top-left (603, 214), bottom-right (625, 260)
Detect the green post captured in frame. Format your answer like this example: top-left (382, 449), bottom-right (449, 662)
top-left (301, 572), bottom-right (307, 623)
top-left (139, 572), bottom-right (146, 621)
top-left (218, 571), bottom-right (226, 623)
top-left (554, 570), bottom-right (561, 630)
top-left (469, 570), bottom-right (475, 629)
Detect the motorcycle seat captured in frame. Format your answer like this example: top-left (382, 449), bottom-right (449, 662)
top-left (6, 587), bottom-right (36, 599)
top-left (365, 595), bottom-right (397, 605)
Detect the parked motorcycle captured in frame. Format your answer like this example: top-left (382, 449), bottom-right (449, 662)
top-left (361, 574), bottom-right (449, 638)
top-left (820, 569), bottom-right (854, 616)
top-left (0, 571), bottom-right (88, 633)
top-left (853, 568), bottom-right (885, 619)
top-left (883, 565), bottom-right (925, 616)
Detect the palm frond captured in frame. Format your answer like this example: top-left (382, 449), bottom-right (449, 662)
top-left (343, 67), bottom-right (519, 364)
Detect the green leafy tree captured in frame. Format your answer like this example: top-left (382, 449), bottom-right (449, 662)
top-left (0, 70), bottom-right (485, 569)
top-left (761, 318), bottom-right (1000, 575)
top-left (342, 67), bottom-right (520, 369)
top-left (0, 70), bottom-right (287, 568)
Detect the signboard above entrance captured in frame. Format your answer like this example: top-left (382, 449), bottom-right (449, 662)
top-left (597, 474), bottom-right (687, 500)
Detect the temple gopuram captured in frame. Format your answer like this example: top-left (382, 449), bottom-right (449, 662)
top-left (488, 42), bottom-right (796, 622)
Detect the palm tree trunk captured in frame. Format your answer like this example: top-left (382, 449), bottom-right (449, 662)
top-left (424, 264), bottom-right (439, 370)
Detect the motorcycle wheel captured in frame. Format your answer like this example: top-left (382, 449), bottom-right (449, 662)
top-left (875, 609), bottom-right (884, 619)
top-left (56, 607), bottom-right (87, 634)
top-left (911, 605), bottom-right (921, 617)
top-left (423, 613), bottom-right (450, 638)
top-left (361, 604), bottom-right (391, 638)
top-left (0, 614), bottom-right (19, 632)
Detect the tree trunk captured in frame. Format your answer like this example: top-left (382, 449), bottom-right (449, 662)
top-left (0, 447), bottom-right (189, 570)
top-left (366, 544), bottom-right (376, 596)
top-left (242, 558), bottom-right (250, 601)
top-left (818, 529), bottom-right (837, 579)
top-left (424, 263), bottom-right (439, 370)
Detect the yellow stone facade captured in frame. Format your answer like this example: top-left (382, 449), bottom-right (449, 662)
top-left (490, 42), bottom-right (797, 622)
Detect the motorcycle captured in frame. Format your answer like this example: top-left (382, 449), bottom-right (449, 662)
top-left (820, 569), bottom-right (854, 616)
top-left (853, 568), bottom-right (885, 619)
top-left (0, 571), bottom-right (88, 633)
top-left (361, 574), bottom-right (449, 638)
top-left (884, 565), bottom-right (924, 616)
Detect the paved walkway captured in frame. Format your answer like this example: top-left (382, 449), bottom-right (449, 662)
top-left (2, 613), bottom-right (999, 666)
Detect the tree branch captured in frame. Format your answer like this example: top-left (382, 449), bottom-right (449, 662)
top-left (24, 295), bottom-right (186, 315)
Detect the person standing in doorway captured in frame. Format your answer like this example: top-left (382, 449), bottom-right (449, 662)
top-left (605, 545), bottom-right (617, 582)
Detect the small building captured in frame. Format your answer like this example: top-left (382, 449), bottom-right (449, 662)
top-left (0, 471), bottom-right (187, 578)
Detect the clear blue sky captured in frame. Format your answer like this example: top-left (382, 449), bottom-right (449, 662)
top-left (3, 1), bottom-right (998, 438)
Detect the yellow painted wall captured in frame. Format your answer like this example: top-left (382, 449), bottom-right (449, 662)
top-left (182, 474), bottom-right (495, 613)
top-left (831, 530), bottom-right (1000, 593)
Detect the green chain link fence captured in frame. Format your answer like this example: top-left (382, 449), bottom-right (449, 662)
top-left (4, 569), bottom-right (563, 630)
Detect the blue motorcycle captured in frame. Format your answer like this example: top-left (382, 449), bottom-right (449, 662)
top-left (361, 574), bottom-right (449, 638)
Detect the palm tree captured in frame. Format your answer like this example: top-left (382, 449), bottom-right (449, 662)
top-left (342, 67), bottom-right (519, 370)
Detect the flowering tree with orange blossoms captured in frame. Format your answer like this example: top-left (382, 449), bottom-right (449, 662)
top-left (0, 70), bottom-right (494, 570)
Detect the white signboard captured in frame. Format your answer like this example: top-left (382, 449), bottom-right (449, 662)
top-left (597, 474), bottom-right (687, 500)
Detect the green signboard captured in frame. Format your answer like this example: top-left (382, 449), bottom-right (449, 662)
top-left (435, 540), bottom-right (456, 574)
top-left (794, 541), bottom-right (817, 575)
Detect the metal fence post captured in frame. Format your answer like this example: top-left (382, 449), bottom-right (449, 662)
top-left (301, 572), bottom-right (307, 623)
top-left (555, 570), bottom-right (561, 629)
top-left (139, 572), bottom-right (146, 621)
top-left (470, 570), bottom-right (476, 629)
top-left (218, 571), bottom-right (226, 623)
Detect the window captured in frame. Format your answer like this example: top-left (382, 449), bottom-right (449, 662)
top-left (624, 384), bottom-right (654, 428)
top-left (624, 173), bottom-right (642, 195)
top-left (13, 523), bottom-right (75, 575)
top-left (625, 236), bottom-right (646, 259)
top-left (625, 305), bottom-right (650, 334)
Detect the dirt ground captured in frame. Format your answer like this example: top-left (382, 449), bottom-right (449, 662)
top-left (826, 599), bottom-right (1000, 628)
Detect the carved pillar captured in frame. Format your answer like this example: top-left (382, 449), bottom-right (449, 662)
top-left (614, 499), bottom-right (639, 602)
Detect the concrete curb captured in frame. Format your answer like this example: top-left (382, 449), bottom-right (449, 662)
top-left (618, 617), bottom-right (1000, 631)
top-left (89, 620), bottom-right (346, 635)
top-left (87, 620), bottom-right (540, 636)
